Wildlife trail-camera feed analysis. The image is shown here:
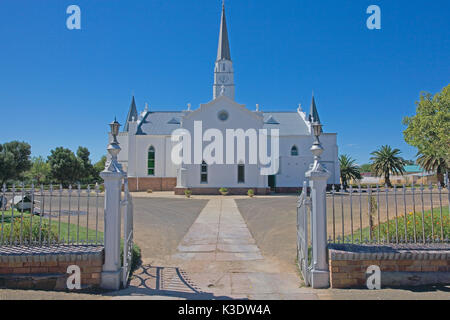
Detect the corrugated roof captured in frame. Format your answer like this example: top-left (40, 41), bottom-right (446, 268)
top-left (404, 165), bottom-right (424, 173)
top-left (133, 111), bottom-right (312, 136)
top-left (262, 112), bottom-right (310, 136)
top-left (136, 112), bottom-right (183, 135)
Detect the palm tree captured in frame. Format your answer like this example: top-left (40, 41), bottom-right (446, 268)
top-left (339, 155), bottom-right (362, 190)
top-left (416, 152), bottom-right (448, 186)
top-left (370, 145), bottom-right (406, 187)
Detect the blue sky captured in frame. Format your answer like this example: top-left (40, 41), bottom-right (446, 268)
top-left (0, 0), bottom-right (448, 164)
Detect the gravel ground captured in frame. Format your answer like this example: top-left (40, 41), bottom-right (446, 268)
top-left (236, 197), bottom-right (298, 273)
top-left (131, 197), bottom-right (208, 261)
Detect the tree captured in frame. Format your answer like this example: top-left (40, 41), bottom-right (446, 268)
top-left (26, 156), bottom-right (50, 185)
top-left (403, 84), bottom-right (450, 169)
top-left (370, 145), bottom-right (406, 187)
top-left (0, 141), bottom-right (32, 185)
top-left (404, 159), bottom-right (416, 166)
top-left (76, 146), bottom-right (95, 184)
top-left (339, 155), bottom-right (362, 190)
top-left (47, 147), bottom-right (81, 185)
top-left (359, 164), bottom-right (373, 173)
top-left (416, 152), bottom-right (448, 186)
top-left (93, 155), bottom-right (107, 182)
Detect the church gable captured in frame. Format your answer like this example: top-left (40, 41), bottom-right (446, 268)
top-left (184, 96), bottom-right (263, 129)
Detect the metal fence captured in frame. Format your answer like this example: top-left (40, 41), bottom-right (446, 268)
top-left (297, 181), bottom-right (312, 286)
top-left (0, 183), bottom-right (104, 246)
top-left (328, 181), bottom-right (450, 245)
top-left (122, 179), bottom-right (134, 287)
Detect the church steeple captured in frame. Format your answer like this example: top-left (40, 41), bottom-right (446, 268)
top-left (308, 93), bottom-right (323, 133)
top-left (124, 95), bottom-right (138, 132)
top-left (308, 93), bottom-right (321, 124)
top-left (217, 1), bottom-right (231, 61)
top-left (213, 1), bottom-right (235, 100)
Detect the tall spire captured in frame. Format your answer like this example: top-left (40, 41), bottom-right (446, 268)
top-left (308, 93), bottom-right (321, 124)
top-left (217, 1), bottom-right (231, 61)
top-left (124, 96), bottom-right (138, 132)
top-left (213, 1), bottom-right (235, 100)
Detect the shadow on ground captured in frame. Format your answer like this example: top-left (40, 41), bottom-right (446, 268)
top-left (104, 264), bottom-right (239, 300)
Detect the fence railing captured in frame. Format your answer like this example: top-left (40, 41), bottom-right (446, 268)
top-left (297, 181), bottom-right (312, 286)
top-left (0, 183), bottom-right (104, 246)
top-left (328, 182), bottom-right (450, 245)
top-left (121, 179), bottom-right (134, 287)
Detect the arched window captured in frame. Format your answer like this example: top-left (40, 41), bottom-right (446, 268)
top-left (291, 145), bottom-right (299, 156)
top-left (238, 164), bottom-right (245, 183)
top-left (148, 146), bottom-right (155, 175)
top-left (201, 161), bottom-right (208, 183)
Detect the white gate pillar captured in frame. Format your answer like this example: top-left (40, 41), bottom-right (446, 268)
top-left (100, 119), bottom-right (126, 290)
top-left (305, 120), bottom-right (330, 289)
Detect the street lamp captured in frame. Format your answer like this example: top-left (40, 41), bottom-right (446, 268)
top-left (310, 121), bottom-right (325, 172)
top-left (105, 118), bottom-right (123, 173)
top-left (109, 117), bottom-right (121, 144)
top-left (312, 121), bottom-right (323, 140)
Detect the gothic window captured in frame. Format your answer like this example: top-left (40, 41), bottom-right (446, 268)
top-left (201, 161), bottom-right (208, 183)
top-left (238, 164), bottom-right (245, 183)
top-left (148, 146), bottom-right (155, 175)
top-left (291, 145), bottom-right (299, 156)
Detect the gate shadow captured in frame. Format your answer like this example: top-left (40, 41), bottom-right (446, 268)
top-left (106, 264), bottom-right (238, 300)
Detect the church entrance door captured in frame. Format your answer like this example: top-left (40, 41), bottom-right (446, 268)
top-left (268, 175), bottom-right (276, 191)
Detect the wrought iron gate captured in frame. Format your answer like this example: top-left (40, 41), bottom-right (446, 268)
top-left (297, 181), bottom-right (313, 286)
top-left (122, 179), bottom-right (134, 287)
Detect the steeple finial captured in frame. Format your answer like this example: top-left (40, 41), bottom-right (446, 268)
top-left (309, 93), bottom-right (321, 124)
top-left (124, 95), bottom-right (138, 132)
top-left (217, 0), bottom-right (231, 61)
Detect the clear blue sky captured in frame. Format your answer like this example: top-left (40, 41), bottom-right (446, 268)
top-left (0, 0), bottom-right (448, 164)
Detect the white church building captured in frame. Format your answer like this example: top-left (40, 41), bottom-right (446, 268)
top-left (115, 3), bottom-right (340, 194)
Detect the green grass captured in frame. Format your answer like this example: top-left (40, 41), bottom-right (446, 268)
top-left (350, 207), bottom-right (450, 242)
top-left (0, 214), bottom-right (141, 272)
top-left (0, 214), bottom-right (102, 244)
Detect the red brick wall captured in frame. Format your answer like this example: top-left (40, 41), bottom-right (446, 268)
top-left (128, 177), bottom-right (177, 192)
top-left (0, 249), bottom-right (104, 290)
top-left (328, 246), bottom-right (450, 289)
top-left (174, 187), bottom-right (271, 195)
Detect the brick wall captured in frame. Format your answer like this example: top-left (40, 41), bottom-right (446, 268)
top-left (274, 187), bottom-right (302, 194)
top-left (328, 244), bottom-right (450, 289)
top-left (0, 246), bottom-right (104, 291)
top-left (174, 187), bottom-right (271, 195)
top-left (128, 177), bottom-right (176, 192)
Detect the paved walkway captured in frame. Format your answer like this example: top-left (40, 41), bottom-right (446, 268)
top-left (118, 198), bottom-right (317, 300)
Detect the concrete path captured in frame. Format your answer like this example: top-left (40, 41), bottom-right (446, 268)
top-left (173, 198), bottom-right (263, 262)
top-left (119, 198), bottom-right (318, 300)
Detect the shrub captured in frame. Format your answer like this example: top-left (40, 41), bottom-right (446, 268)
top-left (120, 242), bottom-right (142, 273)
top-left (184, 189), bottom-right (192, 197)
top-left (247, 189), bottom-right (255, 197)
top-left (219, 187), bottom-right (228, 195)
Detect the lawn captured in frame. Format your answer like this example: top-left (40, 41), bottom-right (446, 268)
top-left (348, 207), bottom-right (450, 243)
top-left (0, 209), bottom-right (141, 272)
top-left (0, 209), bottom-right (102, 243)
